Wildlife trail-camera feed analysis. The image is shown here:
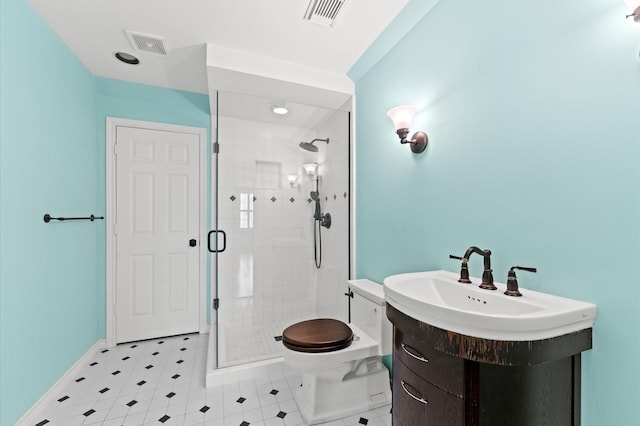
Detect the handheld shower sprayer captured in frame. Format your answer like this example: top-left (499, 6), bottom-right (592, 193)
top-left (310, 191), bottom-right (322, 220)
top-left (309, 190), bottom-right (330, 228)
top-left (309, 181), bottom-right (331, 269)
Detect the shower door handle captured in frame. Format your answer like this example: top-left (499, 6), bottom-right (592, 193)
top-left (207, 230), bottom-right (226, 253)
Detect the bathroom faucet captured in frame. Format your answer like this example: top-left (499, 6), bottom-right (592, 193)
top-left (465, 246), bottom-right (496, 290)
top-left (451, 246), bottom-right (496, 290)
top-left (504, 266), bottom-right (537, 297)
top-left (449, 254), bottom-right (471, 283)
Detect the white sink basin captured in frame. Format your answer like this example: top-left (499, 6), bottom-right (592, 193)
top-left (383, 270), bottom-right (596, 341)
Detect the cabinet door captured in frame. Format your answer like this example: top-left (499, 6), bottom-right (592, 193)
top-left (393, 355), bottom-right (464, 426)
top-left (478, 359), bottom-right (574, 426)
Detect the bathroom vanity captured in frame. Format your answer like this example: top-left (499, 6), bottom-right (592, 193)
top-left (387, 304), bottom-right (592, 426)
top-left (382, 270), bottom-right (596, 426)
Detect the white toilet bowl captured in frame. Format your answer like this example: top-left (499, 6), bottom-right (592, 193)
top-left (280, 279), bottom-right (392, 425)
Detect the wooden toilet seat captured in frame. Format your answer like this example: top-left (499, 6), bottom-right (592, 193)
top-left (282, 318), bottom-right (353, 353)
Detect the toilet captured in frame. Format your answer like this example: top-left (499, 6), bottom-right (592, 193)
top-left (281, 279), bottom-right (392, 425)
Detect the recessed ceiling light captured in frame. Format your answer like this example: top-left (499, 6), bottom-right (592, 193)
top-left (271, 102), bottom-right (288, 115)
top-left (115, 52), bottom-right (140, 65)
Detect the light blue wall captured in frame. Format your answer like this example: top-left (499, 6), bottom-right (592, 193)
top-left (0, 2), bottom-right (212, 423)
top-left (0, 0), bottom-right (101, 424)
top-left (352, 0), bottom-right (640, 424)
top-left (348, 0), bottom-right (440, 82)
top-left (97, 78), bottom-right (211, 129)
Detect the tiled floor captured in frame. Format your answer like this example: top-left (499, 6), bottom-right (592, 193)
top-left (31, 333), bottom-right (392, 426)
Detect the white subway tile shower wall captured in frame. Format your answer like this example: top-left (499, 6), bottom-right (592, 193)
top-left (314, 110), bottom-right (350, 321)
top-left (216, 116), bottom-right (321, 367)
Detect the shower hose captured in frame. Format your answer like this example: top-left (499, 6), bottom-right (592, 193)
top-left (314, 218), bottom-right (322, 269)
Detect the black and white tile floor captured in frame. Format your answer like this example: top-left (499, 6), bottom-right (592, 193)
top-left (32, 333), bottom-right (392, 426)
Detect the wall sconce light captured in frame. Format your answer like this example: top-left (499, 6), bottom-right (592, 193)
top-left (625, 0), bottom-right (640, 21)
top-left (302, 163), bottom-right (318, 176)
top-left (287, 174), bottom-right (298, 187)
top-left (386, 105), bottom-right (428, 154)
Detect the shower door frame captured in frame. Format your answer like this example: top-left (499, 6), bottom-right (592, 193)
top-left (211, 92), bottom-right (221, 368)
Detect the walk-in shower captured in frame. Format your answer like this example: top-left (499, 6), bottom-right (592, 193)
top-left (207, 90), bottom-right (350, 378)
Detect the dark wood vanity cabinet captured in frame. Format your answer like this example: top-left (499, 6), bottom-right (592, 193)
top-left (387, 304), bottom-right (592, 426)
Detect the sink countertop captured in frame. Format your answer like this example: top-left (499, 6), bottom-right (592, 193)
top-left (383, 270), bottom-right (597, 341)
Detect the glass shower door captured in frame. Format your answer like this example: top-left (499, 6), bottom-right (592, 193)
top-left (212, 90), bottom-right (350, 368)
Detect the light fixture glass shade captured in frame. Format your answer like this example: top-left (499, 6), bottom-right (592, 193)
top-left (287, 174), bottom-right (298, 186)
top-left (302, 163), bottom-right (318, 176)
top-left (387, 105), bottom-right (417, 130)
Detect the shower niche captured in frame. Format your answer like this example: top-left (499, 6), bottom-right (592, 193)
top-left (208, 90), bottom-right (351, 373)
top-left (255, 161), bottom-right (281, 190)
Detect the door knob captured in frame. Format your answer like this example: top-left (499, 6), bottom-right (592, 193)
top-left (189, 239), bottom-right (197, 247)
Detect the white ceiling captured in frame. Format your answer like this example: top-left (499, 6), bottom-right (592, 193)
top-left (28, 0), bottom-right (409, 95)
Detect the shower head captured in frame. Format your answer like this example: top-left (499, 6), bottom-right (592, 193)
top-left (299, 138), bottom-right (330, 152)
top-left (310, 191), bottom-right (320, 201)
top-left (299, 142), bottom-right (318, 152)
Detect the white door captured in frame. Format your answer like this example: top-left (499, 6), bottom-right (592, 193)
top-left (115, 126), bottom-right (201, 343)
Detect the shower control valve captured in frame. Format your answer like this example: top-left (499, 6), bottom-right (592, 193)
top-left (320, 213), bottom-right (331, 229)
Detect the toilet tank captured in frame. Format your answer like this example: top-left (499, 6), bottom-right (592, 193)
top-left (346, 279), bottom-right (392, 355)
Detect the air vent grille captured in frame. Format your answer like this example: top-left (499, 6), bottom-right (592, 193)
top-left (124, 31), bottom-right (168, 56)
top-left (304, 0), bottom-right (347, 27)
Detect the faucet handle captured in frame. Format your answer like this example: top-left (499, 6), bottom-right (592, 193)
top-left (450, 254), bottom-right (471, 283)
top-left (512, 266), bottom-right (537, 273)
top-left (505, 266), bottom-right (537, 297)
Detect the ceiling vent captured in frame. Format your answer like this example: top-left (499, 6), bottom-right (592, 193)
top-left (124, 30), bottom-right (168, 56)
top-left (304, 0), bottom-right (347, 27)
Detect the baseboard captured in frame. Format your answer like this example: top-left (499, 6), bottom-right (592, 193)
top-left (15, 339), bottom-right (107, 426)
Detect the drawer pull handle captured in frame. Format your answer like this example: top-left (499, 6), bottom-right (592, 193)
top-left (401, 343), bottom-right (429, 363)
top-left (401, 380), bottom-right (428, 405)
